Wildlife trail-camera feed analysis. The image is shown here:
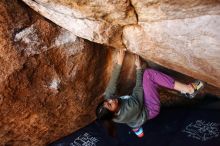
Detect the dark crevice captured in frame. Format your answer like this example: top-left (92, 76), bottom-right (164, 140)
top-left (128, 0), bottom-right (139, 23)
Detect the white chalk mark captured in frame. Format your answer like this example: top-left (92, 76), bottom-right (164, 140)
top-left (49, 79), bottom-right (60, 90)
top-left (182, 120), bottom-right (220, 141)
top-left (70, 132), bottom-right (99, 146)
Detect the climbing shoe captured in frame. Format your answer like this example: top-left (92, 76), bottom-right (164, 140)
top-left (182, 80), bottom-right (205, 99)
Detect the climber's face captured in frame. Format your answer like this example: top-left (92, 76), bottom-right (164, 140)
top-left (103, 98), bottom-right (119, 113)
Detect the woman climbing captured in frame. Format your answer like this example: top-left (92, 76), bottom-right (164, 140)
top-left (96, 50), bottom-right (204, 138)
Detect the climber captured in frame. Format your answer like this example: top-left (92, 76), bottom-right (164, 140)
top-left (96, 50), bottom-right (205, 138)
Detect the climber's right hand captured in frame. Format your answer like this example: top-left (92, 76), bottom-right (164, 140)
top-left (116, 50), bottom-right (125, 65)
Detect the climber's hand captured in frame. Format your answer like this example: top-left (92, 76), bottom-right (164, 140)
top-left (116, 50), bottom-right (125, 65)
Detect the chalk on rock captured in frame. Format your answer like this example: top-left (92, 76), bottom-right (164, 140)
top-left (49, 79), bottom-right (61, 90)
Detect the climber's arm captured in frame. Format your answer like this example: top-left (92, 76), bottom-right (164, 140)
top-left (104, 50), bottom-right (125, 99)
top-left (132, 55), bottom-right (144, 105)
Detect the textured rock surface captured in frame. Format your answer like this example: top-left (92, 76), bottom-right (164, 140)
top-left (0, 0), bottom-right (220, 146)
top-left (21, 0), bottom-right (137, 49)
top-left (123, 16), bottom-right (220, 87)
top-left (130, 0), bottom-right (220, 22)
top-left (0, 1), bottom-right (112, 145)
top-left (0, 1), bottom-right (144, 145)
top-left (124, 0), bottom-right (220, 88)
top-left (0, 1), bottom-right (25, 86)
top-left (22, 0), bottom-right (220, 88)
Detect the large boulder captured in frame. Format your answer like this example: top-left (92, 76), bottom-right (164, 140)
top-left (0, 0), bottom-right (114, 145)
top-left (22, 0), bottom-right (220, 88)
top-left (21, 0), bottom-right (138, 49)
top-left (0, 0), bottom-right (219, 145)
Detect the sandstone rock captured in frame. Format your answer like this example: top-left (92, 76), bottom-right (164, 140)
top-left (0, 0), bottom-right (220, 146)
top-left (125, 0), bottom-right (220, 88)
top-left (21, 0), bottom-right (137, 49)
top-left (130, 0), bottom-right (220, 22)
top-left (0, 1), bottom-right (114, 145)
top-left (123, 14), bottom-right (220, 88)
top-left (21, 0), bottom-right (220, 88)
top-left (0, 0), bottom-right (25, 86)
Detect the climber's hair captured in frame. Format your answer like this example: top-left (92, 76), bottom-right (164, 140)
top-left (96, 100), bottom-right (114, 121)
top-left (96, 100), bottom-right (117, 137)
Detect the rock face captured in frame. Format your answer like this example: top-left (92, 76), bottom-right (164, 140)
top-left (22, 0), bottom-right (220, 88)
top-left (21, 0), bottom-right (137, 49)
top-left (0, 1), bottom-right (145, 145)
top-left (0, 0), bottom-right (220, 146)
top-left (124, 0), bottom-right (220, 88)
top-left (0, 0), bottom-right (114, 145)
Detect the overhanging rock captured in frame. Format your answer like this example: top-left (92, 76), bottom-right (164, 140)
top-left (22, 0), bottom-right (220, 88)
top-left (21, 0), bottom-right (137, 49)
